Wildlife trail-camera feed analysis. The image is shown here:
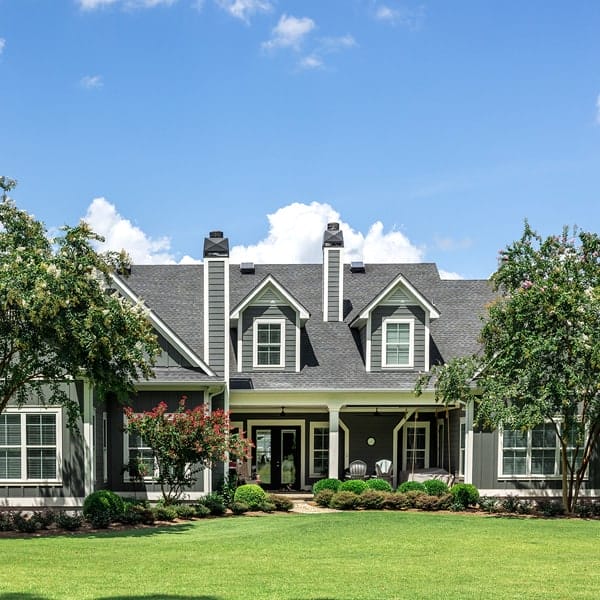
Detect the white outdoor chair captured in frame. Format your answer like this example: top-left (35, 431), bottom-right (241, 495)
top-left (375, 459), bottom-right (393, 484)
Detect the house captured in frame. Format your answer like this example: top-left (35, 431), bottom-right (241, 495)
top-left (2, 223), bottom-right (598, 507)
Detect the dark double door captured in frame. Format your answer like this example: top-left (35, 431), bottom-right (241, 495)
top-left (253, 426), bottom-right (300, 491)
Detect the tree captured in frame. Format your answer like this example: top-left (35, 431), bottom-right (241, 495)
top-left (124, 398), bottom-right (252, 504)
top-left (417, 222), bottom-right (600, 513)
top-left (0, 177), bottom-right (159, 424)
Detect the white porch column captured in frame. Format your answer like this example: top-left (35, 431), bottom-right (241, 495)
top-left (465, 401), bottom-right (474, 484)
top-left (328, 407), bottom-right (340, 479)
top-left (83, 382), bottom-right (95, 497)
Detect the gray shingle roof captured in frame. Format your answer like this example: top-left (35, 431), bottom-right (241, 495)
top-left (123, 262), bottom-right (495, 390)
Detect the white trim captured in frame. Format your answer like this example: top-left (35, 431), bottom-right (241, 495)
top-left (295, 313), bottom-right (301, 372)
top-left (102, 411), bottom-right (108, 483)
top-left (392, 410), bottom-right (415, 488)
top-left (112, 274), bottom-right (215, 376)
top-left (465, 402), bottom-right (474, 483)
top-left (338, 249), bottom-right (344, 322)
top-left (82, 382), bottom-right (94, 496)
top-left (0, 497), bottom-right (86, 508)
top-left (237, 322), bottom-right (242, 373)
top-left (477, 488), bottom-right (600, 498)
top-left (230, 274), bottom-right (309, 322)
top-left (323, 248), bottom-right (329, 322)
top-left (381, 318), bottom-right (414, 369)
top-left (247, 419), bottom-right (306, 489)
top-left (366, 321), bottom-right (372, 372)
top-left (224, 257), bottom-right (230, 381)
top-left (402, 421), bottom-right (430, 472)
top-left (203, 260), bottom-right (209, 365)
top-left (339, 418), bottom-right (350, 470)
top-left (310, 421), bottom-right (330, 478)
top-left (252, 318), bottom-right (286, 369)
top-left (425, 312), bottom-right (431, 370)
top-left (459, 417), bottom-right (466, 478)
top-left (123, 413), bottom-right (157, 482)
top-left (0, 406), bottom-right (63, 485)
top-left (204, 390), bottom-right (212, 493)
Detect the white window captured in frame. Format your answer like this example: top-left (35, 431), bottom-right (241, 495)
top-left (500, 423), bottom-right (583, 478)
top-left (253, 318), bottom-right (285, 368)
top-left (124, 425), bottom-right (156, 481)
top-left (0, 408), bottom-right (61, 483)
top-left (382, 319), bottom-right (414, 368)
top-left (459, 418), bottom-right (466, 477)
top-left (310, 422), bottom-right (329, 478)
top-left (403, 422), bottom-right (430, 471)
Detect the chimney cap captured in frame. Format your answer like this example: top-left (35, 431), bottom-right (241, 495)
top-left (209, 230), bottom-right (224, 239)
top-left (323, 223), bottom-right (344, 248)
top-left (327, 222), bottom-right (340, 231)
top-left (204, 230), bottom-right (229, 258)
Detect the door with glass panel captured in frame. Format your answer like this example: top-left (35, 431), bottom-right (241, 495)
top-left (253, 426), bottom-right (300, 490)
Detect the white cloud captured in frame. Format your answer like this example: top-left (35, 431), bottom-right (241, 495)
top-left (374, 4), bottom-right (425, 29)
top-left (80, 75), bottom-right (103, 89)
top-left (438, 270), bottom-right (464, 280)
top-left (230, 202), bottom-right (423, 264)
top-left (78, 0), bottom-right (176, 10)
top-left (0, 38), bottom-right (6, 55)
top-left (216, 0), bottom-right (272, 22)
top-left (84, 198), bottom-right (183, 264)
top-left (263, 14), bottom-right (315, 51)
top-left (299, 55), bottom-right (323, 70)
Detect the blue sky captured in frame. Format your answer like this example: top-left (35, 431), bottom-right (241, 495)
top-left (1, 1), bottom-right (599, 278)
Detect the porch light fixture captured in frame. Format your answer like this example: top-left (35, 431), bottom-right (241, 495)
top-left (367, 437), bottom-right (376, 446)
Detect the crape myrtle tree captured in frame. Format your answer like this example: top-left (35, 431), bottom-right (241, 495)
top-left (0, 177), bottom-right (159, 425)
top-left (417, 222), bottom-right (600, 513)
top-left (125, 397), bottom-right (253, 504)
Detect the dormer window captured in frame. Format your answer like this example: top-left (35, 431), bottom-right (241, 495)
top-left (382, 318), bottom-right (414, 368)
top-left (253, 319), bottom-right (285, 368)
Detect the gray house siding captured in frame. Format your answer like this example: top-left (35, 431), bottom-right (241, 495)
top-left (326, 249), bottom-right (341, 321)
top-left (240, 305), bottom-right (297, 371)
top-left (207, 260), bottom-right (226, 375)
top-left (154, 333), bottom-right (193, 368)
top-left (370, 305), bottom-right (426, 371)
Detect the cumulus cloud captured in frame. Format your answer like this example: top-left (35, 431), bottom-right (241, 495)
top-left (78, 0), bottom-right (175, 10)
top-left (230, 202), bottom-right (423, 264)
top-left (0, 38), bottom-right (6, 55)
top-left (80, 75), bottom-right (103, 89)
top-left (216, 0), bottom-right (272, 22)
top-left (262, 14), bottom-right (315, 51)
top-left (374, 4), bottom-right (425, 29)
top-left (299, 55), bottom-right (323, 70)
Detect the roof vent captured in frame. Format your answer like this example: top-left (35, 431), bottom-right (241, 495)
top-left (240, 262), bottom-right (255, 274)
top-left (350, 261), bottom-right (366, 273)
top-left (203, 230), bottom-right (229, 258)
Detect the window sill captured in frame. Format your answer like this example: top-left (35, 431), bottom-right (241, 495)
top-left (0, 480), bottom-right (63, 486)
top-left (498, 475), bottom-right (588, 481)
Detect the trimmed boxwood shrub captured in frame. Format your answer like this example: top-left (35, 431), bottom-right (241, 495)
top-left (359, 489), bottom-right (386, 510)
top-left (12, 512), bottom-right (38, 533)
top-left (383, 493), bottom-right (409, 510)
top-left (193, 503), bottom-right (211, 518)
top-left (403, 490), bottom-right (429, 508)
top-left (398, 481), bottom-right (426, 494)
top-left (234, 484), bottom-right (267, 509)
top-left (55, 511), bottom-right (83, 531)
top-left (339, 479), bottom-right (369, 495)
top-left (173, 504), bottom-right (196, 520)
top-left (268, 494), bottom-right (294, 512)
top-left (259, 500), bottom-right (276, 513)
top-left (537, 500), bottom-right (565, 518)
top-left (153, 505), bottom-right (177, 522)
top-left (450, 483), bottom-right (480, 509)
top-left (0, 512), bottom-right (14, 531)
top-left (366, 478), bottom-right (392, 492)
top-left (198, 492), bottom-right (226, 516)
top-left (118, 502), bottom-right (155, 525)
top-left (423, 479), bottom-right (449, 497)
top-left (314, 488), bottom-right (335, 507)
top-left (478, 496), bottom-right (500, 513)
top-left (83, 490), bottom-right (125, 528)
top-left (31, 509), bottom-right (55, 530)
top-left (230, 501), bottom-right (249, 515)
top-left (312, 478), bottom-right (341, 494)
top-left (330, 491), bottom-right (360, 510)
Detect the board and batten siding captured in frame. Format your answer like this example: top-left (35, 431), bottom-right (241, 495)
top-left (154, 333), bottom-right (193, 368)
top-left (240, 305), bottom-right (297, 371)
top-left (206, 260), bottom-right (226, 375)
top-left (370, 305), bottom-right (426, 370)
top-left (326, 248), bottom-right (341, 322)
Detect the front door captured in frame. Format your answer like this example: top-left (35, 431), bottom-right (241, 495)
top-left (253, 426), bottom-right (300, 490)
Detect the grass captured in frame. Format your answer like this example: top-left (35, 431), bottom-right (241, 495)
top-left (1, 511), bottom-right (600, 599)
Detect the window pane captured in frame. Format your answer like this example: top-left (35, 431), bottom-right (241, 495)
top-left (27, 448), bottom-right (56, 479)
top-left (531, 450), bottom-right (556, 475)
top-left (503, 450), bottom-right (526, 475)
top-left (0, 415), bottom-right (21, 446)
top-left (532, 425), bottom-right (556, 449)
top-left (0, 448), bottom-right (21, 479)
top-left (503, 430), bottom-right (527, 449)
top-left (385, 323), bottom-right (410, 366)
top-left (26, 414), bottom-right (56, 446)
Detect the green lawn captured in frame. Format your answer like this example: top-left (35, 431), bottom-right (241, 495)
top-left (1, 511), bottom-right (600, 599)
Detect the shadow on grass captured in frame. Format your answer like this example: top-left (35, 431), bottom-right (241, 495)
top-left (1, 595), bottom-right (222, 600)
top-left (78, 522), bottom-right (197, 539)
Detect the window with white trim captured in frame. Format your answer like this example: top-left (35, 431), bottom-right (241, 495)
top-left (253, 319), bottom-right (285, 368)
top-left (382, 319), bottom-right (414, 368)
top-left (310, 422), bottom-right (329, 478)
top-left (500, 423), bottom-right (583, 478)
top-left (0, 409), bottom-right (61, 482)
top-left (459, 418), bottom-right (466, 477)
top-left (125, 427), bottom-right (156, 480)
top-left (403, 422), bottom-right (429, 471)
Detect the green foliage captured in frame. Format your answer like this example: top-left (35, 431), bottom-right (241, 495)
top-left (153, 505), bottom-right (178, 521)
top-left (415, 356), bottom-right (479, 406)
top-left (125, 398), bottom-right (252, 505)
top-left (383, 493), bottom-right (410, 510)
top-left (312, 478), bottom-right (341, 494)
top-left (478, 496), bottom-right (500, 513)
top-left (12, 512), bottom-right (39, 533)
top-left (217, 473), bottom-right (241, 508)
top-left (536, 500), bottom-right (565, 518)
top-left (398, 481), bottom-right (426, 493)
top-left (450, 484), bottom-right (480, 509)
top-left (359, 489), bottom-right (386, 509)
top-left (118, 502), bottom-right (155, 525)
top-left (339, 479), bottom-right (369, 494)
top-left (423, 479), bottom-right (450, 497)
top-left (500, 495), bottom-right (533, 515)
top-left (403, 491), bottom-right (429, 508)
top-left (83, 490), bottom-right (124, 528)
top-left (365, 478), bottom-right (392, 492)
top-left (233, 484), bottom-right (267, 509)
top-left (31, 509), bottom-right (55, 529)
top-left (197, 492), bottom-right (227, 516)
top-left (314, 488), bottom-right (335, 507)
top-left (330, 490), bottom-right (360, 510)
top-left (0, 177), bottom-right (159, 423)
top-left (172, 504), bottom-right (196, 520)
top-left (230, 501), bottom-right (249, 515)
top-left (259, 500), bottom-right (276, 513)
top-left (0, 512), bottom-right (14, 531)
top-left (55, 511), bottom-right (83, 531)
top-left (192, 503), bottom-right (211, 518)
top-left (268, 494), bottom-right (294, 512)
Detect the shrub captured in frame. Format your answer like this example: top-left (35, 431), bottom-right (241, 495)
top-left (366, 478), bottom-right (392, 492)
top-left (173, 504), bottom-right (196, 520)
top-left (12, 512), bottom-right (39, 533)
top-left (575, 501), bottom-right (595, 519)
top-left (83, 490), bottom-right (124, 528)
top-left (230, 501), bottom-right (249, 515)
top-left (0, 512), bottom-right (14, 531)
top-left (198, 492), bottom-right (226, 516)
top-left (450, 484), bottom-right (480, 509)
top-left (259, 500), bottom-right (276, 513)
top-left (55, 511), bottom-right (83, 531)
top-left (314, 489), bottom-right (335, 507)
top-left (404, 491), bottom-right (429, 508)
top-left (153, 505), bottom-right (178, 522)
top-left (536, 500), bottom-right (565, 518)
top-left (330, 491), bottom-right (360, 510)
top-left (31, 509), bottom-right (55, 530)
top-left (339, 479), bottom-right (369, 495)
top-left (383, 493), bottom-right (409, 510)
top-left (118, 503), bottom-right (146, 525)
top-left (268, 494), bottom-right (294, 512)
top-left (478, 496), bottom-right (500, 513)
top-left (312, 478), bottom-right (341, 494)
top-left (359, 489), bottom-right (386, 510)
top-left (398, 481), bottom-right (426, 494)
top-left (423, 479), bottom-right (449, 497)
top-left (234, 484), bottom-right (267, 510)
top-left (500, 495), bottom-right (522, 513)
top-left (193, 503), bottom-right (211, 518)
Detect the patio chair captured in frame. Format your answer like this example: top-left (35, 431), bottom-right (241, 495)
top-left (348, 460), bottom-right (368, 480)
top-left (375, 459), bottom-right (393, 484)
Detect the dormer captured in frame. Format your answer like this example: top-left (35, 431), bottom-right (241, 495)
top-left (230, 275), bottom-right (310, 373)
top-left (350, 273), bottom-right (440, 372)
